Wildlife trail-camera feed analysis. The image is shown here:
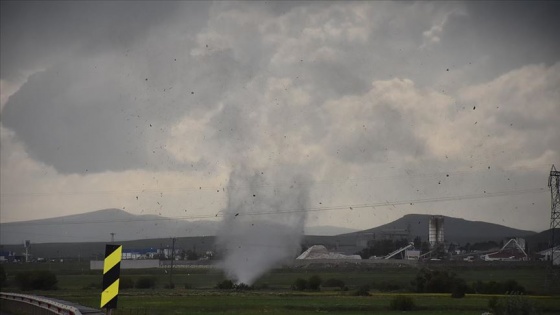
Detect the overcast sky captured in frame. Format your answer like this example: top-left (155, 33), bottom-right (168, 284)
top-left (1, 1), bottom-right (559, 233)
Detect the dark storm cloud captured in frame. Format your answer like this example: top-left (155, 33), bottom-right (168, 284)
top-left (466, 1), bottom-right (560, 61)
top-left (1, 59), bottom-right (153, 173)
top-left (0, 1), bottom-right (207, 80)
top-left (1, 47), bottom-right (256, 173)
top-left (1, 1), bottom-right (558, 176)
top-left (0, 1), bottom-right (259, 173)
top-left (439, 1), bottom-right (560, 81)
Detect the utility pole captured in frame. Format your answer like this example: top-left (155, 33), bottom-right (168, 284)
top-left (23, 240), bottom-right (30, 263)
top-left (169, 237), bottom-right (176, 288)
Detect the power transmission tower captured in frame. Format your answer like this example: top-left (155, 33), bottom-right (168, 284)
top-left (547, 164), bottom-right (560, 293)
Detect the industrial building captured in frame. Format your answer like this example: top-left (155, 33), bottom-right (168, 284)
top-left (538, 246), bottom-right (560, 265)
top-left (122, 248), bottom-right (159, 260)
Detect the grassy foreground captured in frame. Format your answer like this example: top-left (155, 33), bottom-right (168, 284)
top-left (5, 261), bottom-right (549, 291)
top-left (2, 262), bottom-right (560, 314)
top-left (9, 289), bottom-right (560, 315)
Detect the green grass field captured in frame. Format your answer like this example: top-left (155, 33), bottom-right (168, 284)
top-left (5, 289), bottom-right (560, 315)
top-left (2, 262), bottom-right (559, 314)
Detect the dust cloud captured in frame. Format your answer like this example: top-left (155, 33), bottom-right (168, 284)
top-left (215, 165), bottom-right (310, 285)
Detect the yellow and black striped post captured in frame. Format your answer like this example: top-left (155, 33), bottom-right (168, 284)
top-left (100, 244), bottom-right (122, 310)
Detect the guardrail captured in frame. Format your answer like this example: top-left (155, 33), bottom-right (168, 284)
top-left (0, 292), bottom-right (83, 315)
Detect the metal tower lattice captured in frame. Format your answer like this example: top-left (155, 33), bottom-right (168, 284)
top-left (547, 164), bottom-right (560, 292)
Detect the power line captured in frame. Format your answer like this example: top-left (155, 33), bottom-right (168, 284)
top-left (0, 163), bottom-right (548, 198)
top-left (3, 186), bottom-right (546, 227)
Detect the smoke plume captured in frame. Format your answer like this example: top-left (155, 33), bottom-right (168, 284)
top-left (215, 164), bottom-right (310, 285)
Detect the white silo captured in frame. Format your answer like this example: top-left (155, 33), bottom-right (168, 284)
top-left (429, 216), bottom-right (444, 249)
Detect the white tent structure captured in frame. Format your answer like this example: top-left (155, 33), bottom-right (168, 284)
top-left (297, 245), bottom-right (361, 260)
top-left (481, 238), bottom-right (528, 261)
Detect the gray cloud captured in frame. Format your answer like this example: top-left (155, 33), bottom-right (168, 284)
top-left (2, 1), bottom-right (558, 174)
top-left (323, 85), bottom-right (426, 164)
top-left (2, 59), bottom-right (153, 173)
top-left (1, 3), bottom-right (254, 173)
top-left (0, 1), bottom-right (203, 81)
top-left (439, 1), bottom-right (560, 83)
top-left (1, 1), bottom-right (558, 231)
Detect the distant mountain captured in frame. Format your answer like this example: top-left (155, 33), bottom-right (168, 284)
top-left (340, 214), bottom-right (536, 244)
top-left (0, 211), bottom-right (542, 259)
top-left (1, 210), bottom-right (536, 248)
top-left (305, 226), bottom-right (358, 236)
top-left (0, 209), bottom-right (358, 245)
top-left (302, 214), bottom-right (537, 255)
top-left (0, 209), bottom-right (220, 245)
top-left (524, 228), bottom-right (560, 252)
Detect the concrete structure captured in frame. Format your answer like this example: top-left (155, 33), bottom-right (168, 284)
top-left (384, 242), bottom-right (414, 259)
top-left (428, 216), bottom-right (444, 249)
